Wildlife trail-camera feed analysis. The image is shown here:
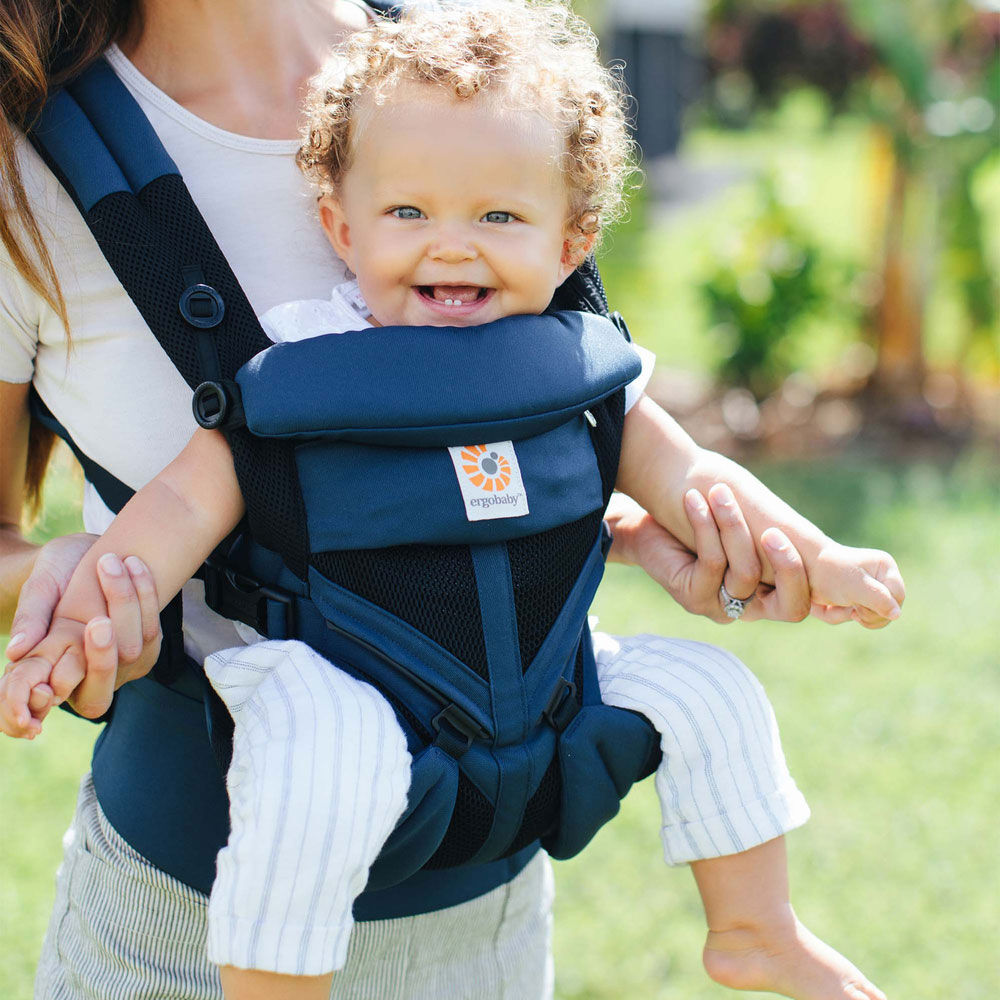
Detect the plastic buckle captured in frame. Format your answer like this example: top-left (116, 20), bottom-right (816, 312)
top-left (543, 677), bottom-right (579, 733)
top-left (432, 704), bottom-right (488, 758)
top-left (609, 310), bottom-right (631, 342)
top-left (599, 520), bottom-right (614, 559)
top-left (179, 283), bottom-right (225, 329)
top-left (202, 563), bottom-right (295, 639)
top-left (192, 380), bottom-right (245, 431)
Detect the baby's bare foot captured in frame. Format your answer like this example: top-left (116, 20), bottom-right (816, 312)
top-left (702, 908), bottom-right (886, 1000)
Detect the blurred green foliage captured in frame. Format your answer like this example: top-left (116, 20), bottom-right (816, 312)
top-left (700, 175), bottom-right (855, 397)
top-left (701, 0), bottom-right (999, 384)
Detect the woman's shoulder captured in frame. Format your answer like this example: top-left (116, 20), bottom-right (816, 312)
top-left (0, 137), bottom-right (60, 379)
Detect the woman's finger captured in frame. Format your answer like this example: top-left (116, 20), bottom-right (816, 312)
top-left (65, 618), bottom-right (119, 720)
top-left (124, 557), bottom-right (162, 649)
top-left (6, 533), bottom-right (98, 661)
top-left (707, 483), bottom-right (761, 602)
top-left (681, 490), bottom-right (730, 618)
top-left (748, 529), bottom-right (811, 623)
top-left (97, 553), bottom-right (144, 665)
top-left (5, 572), bottom-right (62, 661)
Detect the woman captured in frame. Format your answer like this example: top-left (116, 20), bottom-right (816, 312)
top-left (1, 2), bottom-right (814, 996)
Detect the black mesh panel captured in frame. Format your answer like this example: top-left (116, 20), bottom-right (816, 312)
top-left (507, 511), bottom-right (604, 671)
top-left (423, 771), bottom-right (494, 869)
top-left (548, 255), bottom-right (610, 316)
top-left (311, 545), bottom-right (489, 677)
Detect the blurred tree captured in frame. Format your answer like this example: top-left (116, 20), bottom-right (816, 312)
top-left (849, 0), bottom-right (999, 413)
top-left (704, 0), bottom-right (999, 425)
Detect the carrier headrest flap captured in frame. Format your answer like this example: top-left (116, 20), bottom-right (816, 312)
top-left (235, 311), bottom-right (640, 446)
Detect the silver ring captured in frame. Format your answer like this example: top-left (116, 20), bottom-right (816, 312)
top-left (719, 582), bottom-right (755, 620)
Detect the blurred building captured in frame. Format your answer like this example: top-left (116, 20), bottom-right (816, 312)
top-left (607, 0), bottom-right (705, 160)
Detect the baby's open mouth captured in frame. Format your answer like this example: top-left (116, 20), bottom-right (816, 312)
top-left (419, 285), bottom-right (490, 306)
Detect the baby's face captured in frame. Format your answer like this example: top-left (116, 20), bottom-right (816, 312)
top-left (319, 81), bottom-right (584, 328)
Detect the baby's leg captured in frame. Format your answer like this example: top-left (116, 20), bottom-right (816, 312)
top-left (594, 633), bottom-right (885, 1000)
top-left (694, 838), bottom-right (884, 1000)
top-left (203, 639), bottom-right (411, 984)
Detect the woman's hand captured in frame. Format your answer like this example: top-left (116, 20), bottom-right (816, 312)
top-left (604, 489), bottom-right (812, 624)
top-left (5, 534), bottom-right (162, 719)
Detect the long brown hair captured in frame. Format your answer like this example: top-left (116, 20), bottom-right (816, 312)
top-left (1, 0), bottom-right (135, 513)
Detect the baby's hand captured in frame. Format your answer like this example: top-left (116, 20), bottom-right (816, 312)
top-left (808, 542), bottom-right (905, 628)
top-left (0, 618), bottom-right (87, 738)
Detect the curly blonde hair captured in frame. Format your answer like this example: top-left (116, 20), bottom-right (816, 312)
top-left (297, 0), bottom-right (634, 240)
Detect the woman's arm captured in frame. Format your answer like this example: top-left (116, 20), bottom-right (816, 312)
top-left (0, 381), bottom-right (41, 630)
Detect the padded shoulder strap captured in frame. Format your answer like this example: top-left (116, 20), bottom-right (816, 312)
top-left (28, 59), bottom-right (273, 386)
top-left (28, 58), bottom-right (313, 574)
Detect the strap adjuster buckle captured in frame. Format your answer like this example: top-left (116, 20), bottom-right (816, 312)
top-left (202, 562), bottom-right (295, 639)
top-left (179, 282), bottom-right (225, 329)
top-left (432, 704), bottom-right (488, 758)
top-left (192, 379), bottom-right (245, 431)
top-left (543, 677), bottom-right (579, 733)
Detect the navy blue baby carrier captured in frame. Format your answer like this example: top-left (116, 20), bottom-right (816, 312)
top-left (27, 52), bottom-right (660, 912)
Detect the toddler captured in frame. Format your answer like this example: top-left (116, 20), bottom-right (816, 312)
top-left (1, 3), bottom-right (900, 999)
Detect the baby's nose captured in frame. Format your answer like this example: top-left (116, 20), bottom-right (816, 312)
top-left (428, 225), bottom-right (477, 262)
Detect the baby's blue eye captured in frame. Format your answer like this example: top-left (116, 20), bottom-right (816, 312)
top-left (391, 206), bottom-right (424, 220)
top-left (482, 211), bottom-right (515, 224)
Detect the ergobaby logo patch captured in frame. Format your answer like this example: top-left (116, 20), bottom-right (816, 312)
top-left (448, 442), bottom-right (529, 521)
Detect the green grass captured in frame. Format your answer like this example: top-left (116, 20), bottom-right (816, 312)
top-left (2, 452), bottom-right (997, 999)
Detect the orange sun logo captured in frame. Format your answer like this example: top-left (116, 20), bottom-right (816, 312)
top-left (460, 445), bottom-right (511, 492)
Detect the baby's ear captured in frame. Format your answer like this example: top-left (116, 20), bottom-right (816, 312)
top-left (318, 194), bottom-right (354, 268)
top-left (559, 229), bottom-right (598, 282)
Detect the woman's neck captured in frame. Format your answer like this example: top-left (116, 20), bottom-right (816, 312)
top-left (120, 0), bottom-right (368, 138)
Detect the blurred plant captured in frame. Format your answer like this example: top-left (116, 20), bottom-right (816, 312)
top-left (705, 0), bottom-right (999, 423)
top-left (852, 0), bottom-right (999, 405)
top-left (701, 175), bottom-right (854, 399)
